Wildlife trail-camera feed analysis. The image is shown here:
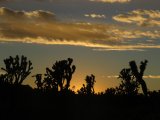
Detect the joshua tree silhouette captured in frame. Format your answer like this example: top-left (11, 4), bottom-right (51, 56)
top-left (32, 74), bottom-right (43, 89)
top-left (78, 74), bottom-right (96, 95)
top-left (44, 58), bottom-right (76, 92)
top-left (129, 60), bottom-right (148, 96)
top-left (85, 74), bottom-right (96, 95)
top-left (1, 55), bottom-right (33, 85)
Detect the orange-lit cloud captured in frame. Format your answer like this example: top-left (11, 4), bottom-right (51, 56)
top-left (113, 9), bottom-right (160, 27)
top-left (84, 13), bottom-right (106, 19)
top-left (89, 0), bottom-right (131, 3)
top-left (0, 7), bottom-right (160, 51)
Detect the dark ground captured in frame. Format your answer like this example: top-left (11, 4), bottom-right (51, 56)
top-left (0, 86), bottom-right (160, 120)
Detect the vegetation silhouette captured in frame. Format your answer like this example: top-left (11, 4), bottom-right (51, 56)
top-left (32, 58), bottom-right (76, 95)
top-left (1, 55), bottom-right (33, 85)
top-left (129, 60), bottom-right (148, 96)
top-left (117, 68), bottom-right (139, 96)
top-left (0, 56), bottom-right (160, 120)
top-left (104, 87), bottom-right (116, 96)
top-left (103, 60), bottom-right (148, 96)
top-left (32, 74), bottom-right (43, 90)
top-left (78, 74), bottom-right (96, 95)
top-left (44, 58), bottom-right (76, 92)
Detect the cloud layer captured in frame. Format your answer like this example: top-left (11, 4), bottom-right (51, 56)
top-left (0, 7), bottom-right (56, 21)
top-left (113, 9), bottom-right (160, 27)
top-left (89, 0), bottom-right (131, 3)
top-left (0, 7), bottom-right (160, 51)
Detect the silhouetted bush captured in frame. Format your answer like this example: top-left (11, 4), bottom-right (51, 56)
top-left (117, 68), bottom-right (139, 96)
top-left (104, 87), bottom-right (116, 96)
top-left (77, 84), bottom-right (86, 95)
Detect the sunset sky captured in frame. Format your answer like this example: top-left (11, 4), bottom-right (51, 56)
top-left (0, 0), bottom-right (160, 92)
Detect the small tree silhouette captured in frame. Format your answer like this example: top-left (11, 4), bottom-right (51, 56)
top-left (129, 60), bottom-right (148, 96)
top-left (32, 74), bottom-right (43, 89)
top-left (85, 74), bottom-right (96, 95)
top-left (118, 68), bottom-right (139, 95)
top-left (43, 58), bottom-right (76, 92)
top-left (78, 74), bottom-right (96, 95)
top-left (1, 55), bottom-right (33, 85)
top-left (77, 84), bottom-right (86, 95)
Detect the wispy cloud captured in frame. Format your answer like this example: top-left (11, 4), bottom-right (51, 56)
top-left (106, 75), bottom-right (119, 78)
top-left (84, 13), bottom-right (106, 19)
top-left (113, 9), bottom-right (160, 27)
top-left (0, 0), bottom-right (5, 1)
top-left (106, 75), bottom-right (160, 79)
top-left (89, 0), bottom-right (131, 3)
top-left (0, 7), bottom-right (160, 51)
top-left (144, 75), bottom-right (160, 79)
top-left (0, 0), bottom-right (131, 3)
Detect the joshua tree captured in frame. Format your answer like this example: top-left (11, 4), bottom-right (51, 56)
top-left (85, 74), bottom-right (96, 95)
top-left (118, 68), bottom-right (139, 95)
top-left (1, 55), bottom-right (33, 85)
top-left (43, 72), bottom-right (56, 90)
top-left (32, 74), bottom-right (43, 89)
top-left (78, 74), bottom-right (96, 95)
top-left (129, 60), bottom-right (148, 96)
top-left (44, 58), bottom-right (76, 92)
top-left (63, 58), bottom-right (76, 90)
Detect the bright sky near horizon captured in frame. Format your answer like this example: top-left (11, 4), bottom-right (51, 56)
top-left (0, 0), bottom-right (160, 92)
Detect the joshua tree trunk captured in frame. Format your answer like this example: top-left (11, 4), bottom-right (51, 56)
top-left (138, 78), bottom-right (148, 96)
top-left (129, 60), bottom-right (148, 96)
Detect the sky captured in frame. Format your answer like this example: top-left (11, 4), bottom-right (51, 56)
top-left (0, 0), bottom-right (160, 92)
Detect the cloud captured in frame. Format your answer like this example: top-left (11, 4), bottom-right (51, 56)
top-left (0, 0), bottom-right (131, 3)
top-left (143, 75), bottom-right (160, 79)
top-left (85, 13), bottom-right (106, 19)
top-left (0, 7), bottom-right (56, 22)
top-left (0, 0), bottom-right (9, 1)
top-left (106, 75), bottom-right (160, 79)
top-left (89, 0), bottom-right (131, 3)
top-left (1, 7), bottom-right (160, 51)
top-left (113, 9), bottom-right (160, 27)
top-left (107, 75), bottom-right (118, 78)
top-left (0, 0), bottom-right (24, 3)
